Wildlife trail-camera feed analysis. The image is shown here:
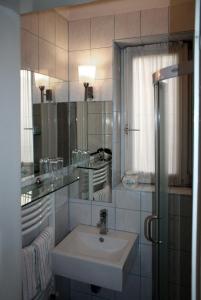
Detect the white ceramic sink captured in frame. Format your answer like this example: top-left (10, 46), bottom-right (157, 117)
top-left (51, 225), bottom-right (138, 291)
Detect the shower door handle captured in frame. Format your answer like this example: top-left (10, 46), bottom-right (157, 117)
top-left (144, 215), bottom-right (161, 244)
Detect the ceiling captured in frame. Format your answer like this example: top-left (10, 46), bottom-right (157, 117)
top-left (0, 0), bottom-right (99, 14)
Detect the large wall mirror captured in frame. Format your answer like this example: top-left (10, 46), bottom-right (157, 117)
top-left (21, 70), bottom-right (112, 202)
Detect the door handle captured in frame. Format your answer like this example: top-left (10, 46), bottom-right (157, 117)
top-left (144, 215), bottom-right (162, 244)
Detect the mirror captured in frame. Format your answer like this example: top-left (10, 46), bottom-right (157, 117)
top-left (21, 70), bottom-right (112, 188)
top-left (20, 70), bottom-right (69, 178)
top-left (69, 101), bottom-right (112, 202)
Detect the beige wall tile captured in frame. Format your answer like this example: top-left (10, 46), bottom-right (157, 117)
top-left (91, 47), bottom-right (112, 80)
top-left (169, 2), bottom-right (195, 33)
top-left (21, 29), bottom-right (38, 72)
top-left (115, 11), bottom-right (140, 40)
top-left (69, 19), bottom-right (90, 51)
top-left (56, 14), bottom-right (68, 50)
top-left (39, 38), bottom-right (56, 77)
top-left (91, 15), bottom-right (114, 48)
top-left (21, 13), bottom-right (38, 35)
top-left (56, 47), bottom-right (68, 81)
top-left (39, 10), bottom-right (56, 44)
top-left (69, 50), bottom-right (91, 81)
top-left (69, 81), bottom-right (84, 101)
top-left (141, 7), bottom-right (169, 36)
top-left (93, 79), bottom-right (113, 101)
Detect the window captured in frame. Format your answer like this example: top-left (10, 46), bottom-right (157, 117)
top-left (123, 43), bottom-right (192, 186)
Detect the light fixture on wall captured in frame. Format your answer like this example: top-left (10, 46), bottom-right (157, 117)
top-left (78, 65), bottom-right (96, 101)
top-left (34, 73), bottom-right (53, 102)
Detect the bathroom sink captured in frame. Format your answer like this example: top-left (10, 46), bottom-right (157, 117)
top-left (51, 225), bottom-right (138, 291)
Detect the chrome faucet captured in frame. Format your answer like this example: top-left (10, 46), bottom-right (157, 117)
top-left (97, 209), bottom-right (108, 234)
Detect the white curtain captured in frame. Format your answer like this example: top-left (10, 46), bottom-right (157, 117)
top-left (20, 70), bottom-right (34, 164)
top-left (124, 43), bottom-right (189, 184)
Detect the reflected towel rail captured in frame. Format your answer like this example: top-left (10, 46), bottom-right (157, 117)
top-left (21, 195), bottom-right (53, 236)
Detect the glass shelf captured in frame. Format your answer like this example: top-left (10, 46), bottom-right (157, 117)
top-left (21, 174), bottom-right (79, 207)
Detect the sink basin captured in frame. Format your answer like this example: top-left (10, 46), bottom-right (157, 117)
top-left (51, 225), bottom-right (138, 291)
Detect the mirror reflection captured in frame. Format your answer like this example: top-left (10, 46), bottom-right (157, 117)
top-left (20, 70), bottom-right (112, 202)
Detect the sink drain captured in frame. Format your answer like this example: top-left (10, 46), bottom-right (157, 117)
top-left (99, 237), bottom-right (104, 243)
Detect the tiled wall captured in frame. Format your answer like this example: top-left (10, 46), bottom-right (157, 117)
top-left (87, 101), bottom-right (113, 152)
top-left (21, 11), bottom-right (68, 81)
top-left (68, 2), bottom-right (194, 102)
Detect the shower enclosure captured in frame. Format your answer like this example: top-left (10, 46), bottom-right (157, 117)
top-left (145, 61), bottom-right (193, 299)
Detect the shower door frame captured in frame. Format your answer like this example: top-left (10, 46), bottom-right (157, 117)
top-left (151, 61), bottom-right (193, 300)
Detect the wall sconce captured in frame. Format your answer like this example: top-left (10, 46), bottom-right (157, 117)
top-left (34, 73), bottom-right (53, 102)
top-left (78, 65), bottom-right (96, 101)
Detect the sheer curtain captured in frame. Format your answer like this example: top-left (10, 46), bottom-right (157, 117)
top-left (124, 43), bottom-right (189, 185)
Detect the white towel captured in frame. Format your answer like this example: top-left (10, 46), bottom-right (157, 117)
top-left (22, 245), bottom-right (37, 300)
top-left (33, 227), bottom-right (54, 291)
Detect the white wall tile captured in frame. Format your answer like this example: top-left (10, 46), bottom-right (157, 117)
top-left (56, 14), bottom-right (68, 50)
top-left (88, 134), bottom-right (104, 152)
top-left (55, 186), bottom-right (68, 210)
top-left (69, 181), bottom-right (80, 199)
top-left (116, 208), bottom-right (140, 233)
top-left (169, 2), bottom-right (195, 33)
top-left (140, 244), bottom-right (152, 278)
top-left (94, 79), bottom-right (113, 101)
top-left (105, 113), bottom-right (113, 135)
top-left (91, 16), bottom-right (114, 48)
top-left (38, 10), bottom-right (56, 44)
top-left (21, 12), bottom-right (38, 35)
top-left (115, 11), bottom-right (140, 40)
top-left (69, 202), bottom-right (92, 230)
top-left (141, 7), bottom-right (169, 36)
top-left (141, 192), bottom-right (153, 213)
top-left (39, 38), bottom-right (56, 77)
top-left (21, 30), bottom-right (39, 72)
top-left (69, 19), bottom-right (91, 51)
top-left (54, 82), bottom-right (68, 103)
top-left (56, 47), bottom-right (68, 80)
top-left (105, 135), bottom-right (112, 151)
top-left (55, 203), bottom-right (69, 245)
top-left (115, 190), bottom-right (140, 210)
top-left (69, 81), bottom-right (84, 101)
top-left (91, 47), bottom-right (113, 80)
top-left (69, 50), bottom-right (91, 81)
top-left (88, 114), bottom-right (104, 134)
top-left (115, 275), bottom-right (140, 300)
top-left (92, 205), bottom-right (115, 229)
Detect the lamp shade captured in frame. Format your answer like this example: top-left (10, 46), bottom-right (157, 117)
top-left (78, 65), bottom-right (96, 83)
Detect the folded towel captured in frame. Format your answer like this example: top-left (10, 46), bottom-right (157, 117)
top-left (33, 227), bottom-right (54, 291)
top-left (22, 245), bottom-right (37, 300)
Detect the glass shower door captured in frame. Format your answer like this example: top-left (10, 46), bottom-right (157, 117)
top-left (146, 62), bottom-right (193, 300)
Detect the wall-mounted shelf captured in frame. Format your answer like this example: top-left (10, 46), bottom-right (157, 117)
top-left (21, 174), bottom-right (79, 207)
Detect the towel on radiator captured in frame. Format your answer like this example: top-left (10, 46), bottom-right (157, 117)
top-left (33, 227), bottom-right (54, 291)
top-left (22, 245), bottom-right (37, 300)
